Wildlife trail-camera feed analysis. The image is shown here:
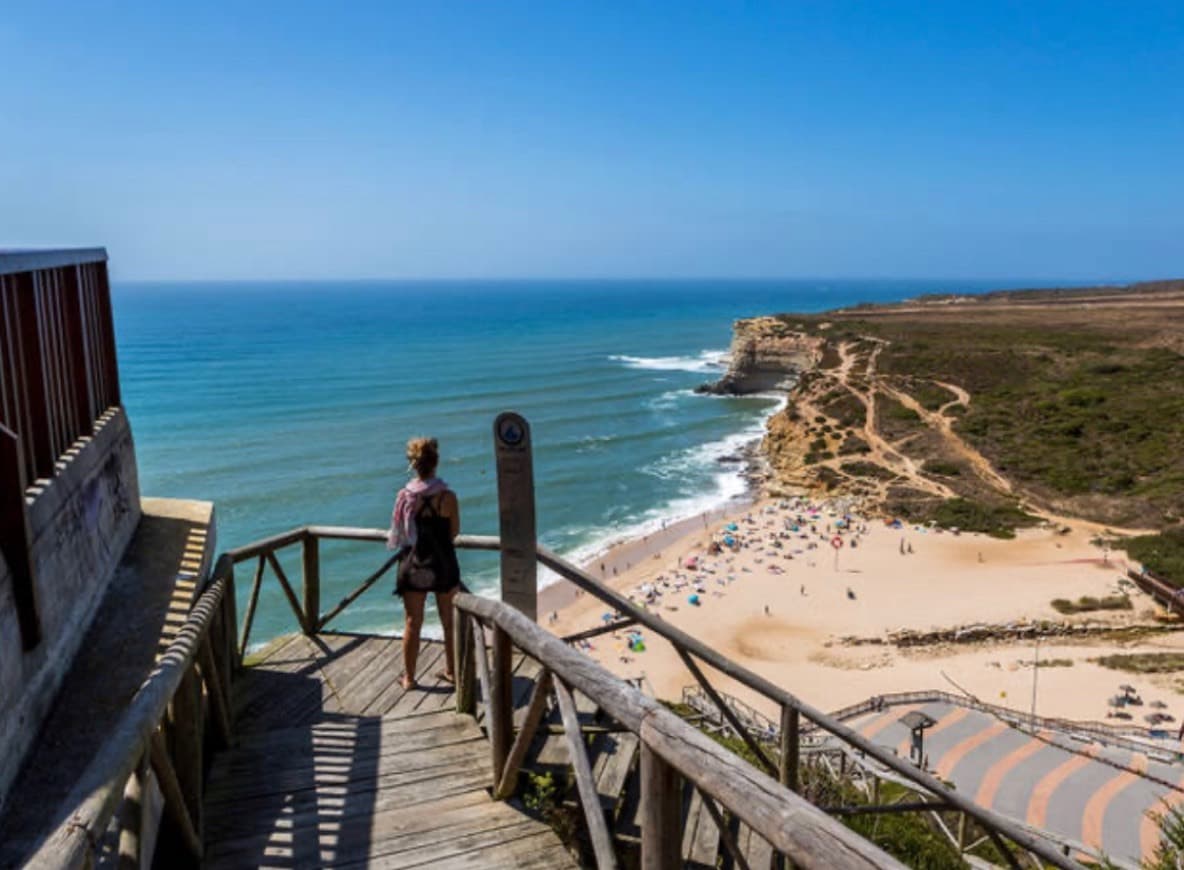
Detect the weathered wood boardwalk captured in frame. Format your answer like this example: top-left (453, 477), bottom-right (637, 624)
top-left (211, 629), bottom-right (788, 869)
top-left (204, 632), bottom-right (576, 868)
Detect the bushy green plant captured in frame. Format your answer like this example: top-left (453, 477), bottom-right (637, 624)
top-left (1126, 530), bottom-right (1184, 588)
top-left (924, 498), bottom-right (1040, 539)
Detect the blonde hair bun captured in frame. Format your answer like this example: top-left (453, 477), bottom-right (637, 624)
top-left (406, 437), bottom-right (439, 477)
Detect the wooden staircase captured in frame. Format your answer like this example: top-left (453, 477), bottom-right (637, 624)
top-left (204, 631), bottom-right (779, 869)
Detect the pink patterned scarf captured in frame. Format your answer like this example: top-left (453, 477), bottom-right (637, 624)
top-left (387, 477), bottom-right (448, 550)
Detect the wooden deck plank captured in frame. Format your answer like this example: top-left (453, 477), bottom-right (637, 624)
top-left (739, 822), bottom-right (775, 870)
top-left (209, 632), bottom-right (575, 870)
top-left (206, 726), bottom-right (486, 797)
top-left (683, 785), bottom-right (722, 869)
top-left (233, 633), bottom-right (359, 733)
top-left (364, 827), bottom-right (577, 869)
top-left (205, 754), bottom-right (491, 838)
top-left (319, 633), bottom-right (401, 714)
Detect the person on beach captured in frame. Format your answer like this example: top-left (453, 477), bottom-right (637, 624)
top-left (388, 437), bottom-right (461, 690)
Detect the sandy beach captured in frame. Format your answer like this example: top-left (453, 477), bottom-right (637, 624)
top-left (545, 495), bottom-right (1184, 730)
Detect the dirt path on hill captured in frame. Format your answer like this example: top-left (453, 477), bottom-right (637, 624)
top-left (810, 340), bottom-right (957, 503)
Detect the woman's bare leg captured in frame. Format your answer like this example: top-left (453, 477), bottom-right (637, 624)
top-left (436, 588), bottom-right (458, 681)
top-left (402, 592), bottom-right (427, 689)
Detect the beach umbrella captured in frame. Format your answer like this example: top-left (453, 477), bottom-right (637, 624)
top-left (726, 523), bottom-right (738, 532)
top-left (1119, 684), bottom-right (1136, 693)
top-left (1145, 713), bottom-right (1161, 724)
top-left (684, 556), bottom-right (698, 569)
top-left (601, 613), bottom-right (614, 623)
top-left (688, 594), bottom-right (701, 606)
top-left (723, 535), bottom-right (735, 546)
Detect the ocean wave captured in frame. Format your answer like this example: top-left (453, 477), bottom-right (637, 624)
top-left (535, 393), bottom-right (787, 590)
top-left (609, 349), bottom-right (729, 373)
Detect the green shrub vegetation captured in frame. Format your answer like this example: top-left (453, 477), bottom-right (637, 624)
top-left (908, 380), bottom-right (957, 411)
top-left (840, 461), bottom-right (898, 482)
top-left (1050, 595), bottom-right (1133, 615)
top-left (664, 704), bottom-right (969, 868)
top-left (921, 459), bottom-right (963, 477)
top-left (1093, 653), bottom-right (1184, 674)
top-left (778, 301), bottom-right (1184, 527)
top-left (839, 433), bottom-right (872, 455)
top-left (1125, 530), bottom-right (1184, 588)
top-left (821, 391), bottom-right (867, 429)
top-left (922, 498), bottom-right (1040, 539)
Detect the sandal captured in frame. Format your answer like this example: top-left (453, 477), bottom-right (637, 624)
top-left (437, 670), bottom-right (456, 684)
top-left (401, 676), bottom-right (418, 690)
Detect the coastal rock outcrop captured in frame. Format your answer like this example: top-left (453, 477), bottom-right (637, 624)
top-left (697, 317), bottom-right (822, 395)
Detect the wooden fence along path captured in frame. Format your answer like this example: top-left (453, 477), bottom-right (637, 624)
top-left (27, 524), bottom-right (1095, 869)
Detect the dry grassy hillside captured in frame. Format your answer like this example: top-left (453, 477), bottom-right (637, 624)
top-left (758, 280), bottom-right (1184, 533)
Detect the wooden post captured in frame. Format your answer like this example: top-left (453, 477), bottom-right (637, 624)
top-left (239, 555), bottom-right (265, 660)
top-left (640, 744), bottom-right (682, 870)
top-left (198, 640), bottom-right (233, 748)
top-left (0, 425), bottom-right (40, 649)
top-left (493, 412), bottom-right (537, 620)
top-left (454, 607), bottom-right (477, 715)
top-left (779, 705), bottom-right (799, 794)
top-left (957, 812), bottom-right (968, 852)
top-left (149, 733), bottom-right (202, 864)
top-left (302, 534), bottom-right (320, 633)
top-left (490, 626), bottom-right (514, 783)
top-left (219, 561), bottom-right (238, 678)
top-left (169, 665), bottom-right (203, 847)
top-left (116, 754), bottom-right (149, 870)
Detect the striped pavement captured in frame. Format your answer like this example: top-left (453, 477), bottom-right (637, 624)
top-left (847, 702), bottom-right (1182, 865)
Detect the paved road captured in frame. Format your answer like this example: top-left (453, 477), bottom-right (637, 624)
top-left (848, 702), bottom-right (1184, 865)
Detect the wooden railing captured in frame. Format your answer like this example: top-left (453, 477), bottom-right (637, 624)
top-left (223, 525), bottom-right (1085, 869)
top-left (1, 247), bottom-right (119, 650)
top-left (26, 556), bottom-right (238, 870)
top-left (453, 593), bottom-right (902, 870)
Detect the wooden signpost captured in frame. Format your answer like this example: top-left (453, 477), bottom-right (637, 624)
top-left (493, 412), bottom-right (537, 621)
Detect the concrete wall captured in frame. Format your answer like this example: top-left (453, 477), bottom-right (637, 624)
top-left (0, 407), bottom-right (140, 811)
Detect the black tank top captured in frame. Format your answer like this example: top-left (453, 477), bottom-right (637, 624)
top-left (395, 493), bottom-right (462, 595)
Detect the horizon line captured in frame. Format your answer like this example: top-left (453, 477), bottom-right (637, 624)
top-left (110, 274), bottom-right (1157, 287)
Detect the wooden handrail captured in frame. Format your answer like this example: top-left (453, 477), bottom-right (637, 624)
top-left (26, 555), bottom-right (236, 869)
top-left (531, 543), bottom-right (1086, 870)
top-left (456, 592), bottom-right (903, 870)
top-left (222, 524), bottom-right (1087, 868)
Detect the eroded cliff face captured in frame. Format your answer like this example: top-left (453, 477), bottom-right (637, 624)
top-left (699, 316), bottom-right (823, 395)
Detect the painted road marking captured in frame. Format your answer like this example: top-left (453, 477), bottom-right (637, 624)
top-left (1027, 744), bottom-right (1099, 830)
top-left (1082, 753), bottom-right (1148, 851)
top-left (1139, 770), bottom-right (1184, 860)
top-left (934, 721), bottom-right (1009, 780)
top-left (975, 736), bottom-right (1047, 809)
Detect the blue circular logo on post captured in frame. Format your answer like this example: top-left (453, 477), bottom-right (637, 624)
top-left (497, 416), bottom-right (525, 447)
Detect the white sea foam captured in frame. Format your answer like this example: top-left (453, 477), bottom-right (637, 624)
top-left (609, 349), bottom-right (729, 373)
top-left (535, 392), bottom-right (787, 590)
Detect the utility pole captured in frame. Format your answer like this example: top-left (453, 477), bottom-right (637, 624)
top-left (1030, 635), bottom-right (1040, 730)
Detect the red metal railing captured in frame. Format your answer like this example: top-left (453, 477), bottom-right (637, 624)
top-left (0, 248), bottom-right (118, 649)
top-left (0, 249), bottom-right (118, 486)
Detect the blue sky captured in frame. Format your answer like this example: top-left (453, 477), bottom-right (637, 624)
top-left (1, 2), bottom-right (1181, 281)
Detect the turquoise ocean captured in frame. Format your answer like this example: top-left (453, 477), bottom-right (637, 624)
top-left (112, 279), bottom-right (1034, 645)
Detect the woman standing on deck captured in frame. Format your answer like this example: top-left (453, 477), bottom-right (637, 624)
top-left (388, 437), bottom-right (461, 690)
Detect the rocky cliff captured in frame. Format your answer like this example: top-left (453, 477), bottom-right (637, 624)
top-left (698, 316), bottom-right (823, 395)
